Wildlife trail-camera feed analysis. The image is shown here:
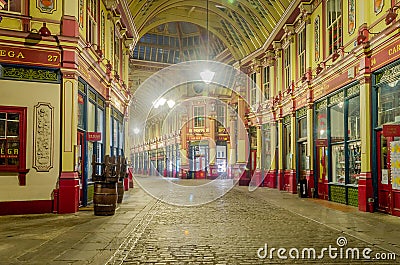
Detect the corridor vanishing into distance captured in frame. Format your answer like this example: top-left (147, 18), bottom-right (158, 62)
top-left (0, 177), bottom-right (399, 264)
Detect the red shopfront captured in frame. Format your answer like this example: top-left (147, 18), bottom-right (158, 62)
top-left (373, 61), bottom-right (400, 217)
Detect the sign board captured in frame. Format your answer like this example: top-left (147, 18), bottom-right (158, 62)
top-left (315, 139), bottom-right (328, 146)
top-left (0, 45), bottom-right (61, 67)
top-left (87, 132), bottom-right (101, 142)
top-left (383, 124), bottom-right (400, 137)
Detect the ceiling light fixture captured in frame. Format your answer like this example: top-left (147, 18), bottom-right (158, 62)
top-left (200, 0), bottom-right (215, 84)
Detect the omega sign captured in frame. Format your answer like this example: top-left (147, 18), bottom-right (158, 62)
top-left (0, 45), bottom-right (61, 67)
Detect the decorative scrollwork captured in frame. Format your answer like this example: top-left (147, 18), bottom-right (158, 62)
top-left (33, 103), bottom-right (54, 172)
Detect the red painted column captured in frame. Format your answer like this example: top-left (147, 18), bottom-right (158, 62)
top-left (277, 169), bottom-right (284, 190)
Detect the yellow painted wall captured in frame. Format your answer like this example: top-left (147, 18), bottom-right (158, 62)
top-left (0, 79), bottom-right (60, 201)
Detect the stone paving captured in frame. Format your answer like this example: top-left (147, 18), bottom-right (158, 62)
top-left (0, 176), bottom-right (399, 264)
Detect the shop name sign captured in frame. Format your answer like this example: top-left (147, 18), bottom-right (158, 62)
top-left (0, 45), bottom-right (61, 67)
top-left (87, 132), bottom-right (101, 142)
top-left (383, 124), bottom-right (400, 137)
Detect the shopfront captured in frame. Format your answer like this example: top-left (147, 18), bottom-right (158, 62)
top-left (111, 108), bottom-right (124, 156)
top-left (77, 79), bottom-right (106, 206)
top-left (314, 99), bottom-right (328, 200)
top-left (296, 107), bottom-right (308, 188)
top-left (314, 83), bottom-right (360, 206)
top-left (373, 62), bottom-right (400, 217)
top-left (188, 142), bottom-right (209, 179)
top-left (282, 115), bottom-right (292, 191)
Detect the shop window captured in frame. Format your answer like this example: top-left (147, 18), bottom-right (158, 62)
top-left (298, 117), bottom-right (307, 139)
top-left (263, 66), bottom-right (270, 101)
top-left (331, 144), bottom-right (345, 183)
top-left (0, 107), bottom-right (26, 173)
top-left (327, 0), bottom-right (342, 55)
top-left (284, 45), bottom-right (291, 90)
top-left (3, 0), bottom-right (22, 13)
top-left (330, 102), bottom-right (344, 143)
top-left (348, 95), bottom-right (360, 140)
top-left (328, 87), bottom-right (360, 186)
top-left (283, 119), bottom-right (291, 169)
top-left (78, 93), bottom-right (85, 130)
top-left (378, 81), bottom-right (400, 125)
top-left (193, 106), bottom-right (205, 128)
top-left (297, 28), bottom-right (306, 78)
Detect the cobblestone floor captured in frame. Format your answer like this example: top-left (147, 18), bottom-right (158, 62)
top-left (0, 176), bottom-right (399, 264)
top-left (105, 178), bottom-right (399, 264)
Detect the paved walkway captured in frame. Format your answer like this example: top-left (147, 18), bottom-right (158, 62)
top-left (0, 176), bottom-right (399, 264)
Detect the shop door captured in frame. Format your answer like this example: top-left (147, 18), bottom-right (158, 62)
top-left (316, 140), bottom-right (328, 200)
top-left (377, 132), bottom-right (400, 216)
top-left (77, 131), bottom-right (85, 206)
top-left (189, 145), bottom-right (208, 179)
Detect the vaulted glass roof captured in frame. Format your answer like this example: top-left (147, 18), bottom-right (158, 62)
top-left (131, 22), bottom-right (226, 64)
top-left (128, 0), bottom-right (293, 61)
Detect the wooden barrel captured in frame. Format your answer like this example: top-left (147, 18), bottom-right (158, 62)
top-left (117, 181), bottom-right (124, 203)
top-left (93, 182), bottom-right (117, 216)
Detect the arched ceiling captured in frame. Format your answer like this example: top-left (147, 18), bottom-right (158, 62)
top-left (128, 0), bottom-right (292, 61)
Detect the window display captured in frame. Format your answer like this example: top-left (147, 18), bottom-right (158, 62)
top-left (348, 141), bottom-right (361, 185)
top-left (0, 109), bottom-right (25, 170)
top-left (348, 96), bottom-right (360, 140)
top-left (332, 144), bottom-right (345, 183)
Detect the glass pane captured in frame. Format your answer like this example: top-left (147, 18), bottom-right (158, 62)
top-left (0, 140), bottom-right (5, 159)
top-left (113, 119), bottom-right (118, 147)
top-left (316, 108), bottom-right (327, 139)
top-left (330, 102), bottom-right (344, 143)
top-left (0, 113), bottom-right (6, 119)
top-left (298, 118), bottom-right (307, 138)
top-left (78, 99), bottom-right (85, 129)
top-left (97, 108), bottom-right (104, 134)
top-left (299, 142), bottom-right (307, 171)
top-left (119, 122), bottom-right (123, 149)
top-left (87, 101), bottom-right (96, 132)
top-left (0, 120), bottom-right (5, 138)
top-left (7, 140), bottom-right (19, 158)
top-left (348, 96), bottom-right (360, 140)
top-left (87, 142), bottom-right (93, 181)
top-left (331, 144), bottom-right (345, 183)
top-left (7, 121), bottom-right (19, 137)
top-left (284, 124), bottom-right (291, 169)
top-left (7, 113), bottom-right (19, 121)
top-left (378, 82), bottom-right (400, 125)
top-left (348, 141), bottom-right (361, 185)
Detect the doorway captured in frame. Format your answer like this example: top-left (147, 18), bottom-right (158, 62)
top-left (189, 144), bottom-right (209, 179)
top-left (77, 131), bottom-right (85, 206)
top-left (316, 140), bottom-right (328, 200)
top-left (377, 131), bottom-right (400, 216)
